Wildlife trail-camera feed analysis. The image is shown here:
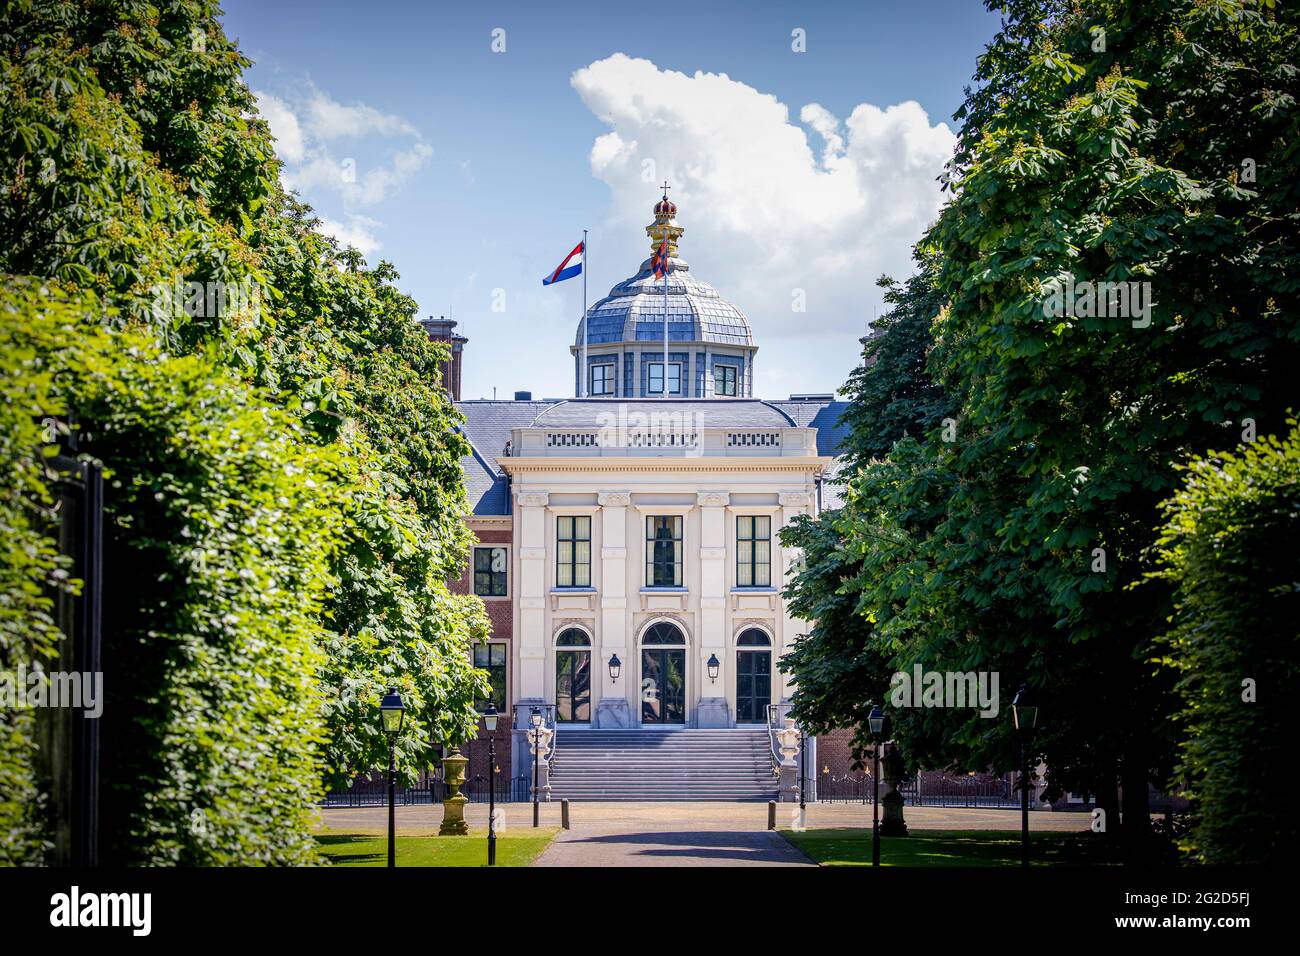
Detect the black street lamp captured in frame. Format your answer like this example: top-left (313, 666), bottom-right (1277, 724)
top-left (868, 704), bottom-right (885, 867)
top-left (1012, 684), bottom-right (1039, 868)
top-left (608, 653), bottom-right (622, 684)
top-left (379, 686), bottom-right (406, 868)
top-left (483, 702), bottom-right (499, 866)
top-left (707, 654), bottom-right (720, 683)
top-left (530, 706), bottom-right (543, 828)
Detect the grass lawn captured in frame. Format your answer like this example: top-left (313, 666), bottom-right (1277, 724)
top-left (782, 829), bottom-right (1121, 867)
top-left (316, 829), bottom-right (559, 867)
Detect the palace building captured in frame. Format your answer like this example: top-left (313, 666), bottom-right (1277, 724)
top-left (447, 196), bottom-right (851, 801)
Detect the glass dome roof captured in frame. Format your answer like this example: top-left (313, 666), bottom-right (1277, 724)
top-left (578, 256), bottom-right (755, 348)
top-left (576, 194), bottom-right (755, 350)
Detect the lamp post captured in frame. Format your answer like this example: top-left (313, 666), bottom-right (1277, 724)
top-left (1012, 684), bottom-right (1039, 868)
top-left (608, 653), bottom-right (621, 684)
top-left (707, 654), bottom-right (720, 683)
top-left (530, 706), bottom-right (543, 828)
top-left (483, 702), bottom-right (499, 866)
top-left (868, 704), bottom-right (885, 867)
top-left (379, 686), bottom-right (406, 868)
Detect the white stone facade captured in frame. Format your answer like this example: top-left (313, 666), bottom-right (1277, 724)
top-left (497, 409), bottom-right (830, 732)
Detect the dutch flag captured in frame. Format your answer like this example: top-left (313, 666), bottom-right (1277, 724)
top-left (542, 240), bottom-right (585, 286)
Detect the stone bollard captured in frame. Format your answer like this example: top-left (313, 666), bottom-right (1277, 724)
top-left (767, 800), bottom-right (777, 830)
top-left (561, 799), bottom-right (571, 830)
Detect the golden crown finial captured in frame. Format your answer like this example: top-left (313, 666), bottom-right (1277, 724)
top-left (647, 183), bottom-right (683, 259)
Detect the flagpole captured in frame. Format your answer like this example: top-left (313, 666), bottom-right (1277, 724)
top-left (662, 196), bottom-right (669, 399)
top-left (581, 229), bottom-right (588, 398)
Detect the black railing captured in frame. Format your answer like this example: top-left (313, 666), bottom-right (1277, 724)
top-left (813, 773), bottom-right (1020, 808)
top-left (322, 774), bottom-right (533, 807)
top-left (434, 775), bottom-right (533, 804)
top-left (815, 774), bottom-right (875, 804)
top-left (901, 775), bottom-right (1019, 808)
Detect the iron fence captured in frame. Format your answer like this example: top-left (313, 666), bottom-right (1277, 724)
top-left (322, 774), bottom-right (533, 807)
top-left (902, 775), bottom-right (1020, 808)
top-left (815, 774), bottom-right (875, 804)
top-left (812, 773), bottom-right (1020, 808)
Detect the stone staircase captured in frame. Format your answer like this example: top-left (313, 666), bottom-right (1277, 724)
top-left (547, 728), bottom-right (779, 801)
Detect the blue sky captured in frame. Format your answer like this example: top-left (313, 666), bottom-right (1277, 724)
top-left (222, 0), bottom-right (1001, 400)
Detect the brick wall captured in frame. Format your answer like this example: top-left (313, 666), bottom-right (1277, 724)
top-left (816, 727), bottom-right (865, 777)
top-left (449, 523), bottom-right (515, 778)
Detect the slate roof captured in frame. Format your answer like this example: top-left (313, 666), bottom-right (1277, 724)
top-left (456, 400), bottom-right (556, 516)
top-left (769, 400), bottom-right (852, 458)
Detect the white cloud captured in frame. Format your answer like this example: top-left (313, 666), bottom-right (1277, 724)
top-left (257, 92), bottom-right (305, 164)
top-left (570, 54), bottom-right (955, 349)
top-left (317, 215), bottom-right (383, 257)
top-left (253, 84), bottom-right (433, 211)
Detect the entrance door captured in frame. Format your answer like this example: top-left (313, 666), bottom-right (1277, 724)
top-left (735, 629), bottom-right (773, 723)
top-left (641, 648), bottom-right (686, 724)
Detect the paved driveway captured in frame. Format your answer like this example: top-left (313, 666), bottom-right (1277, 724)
top-left (533, 806), bottom-right (814, 867)
top-left (313, 801), bottom-right (1091, 867)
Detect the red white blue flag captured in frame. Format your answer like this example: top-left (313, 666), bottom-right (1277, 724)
top-left (651, 235), bottom-right (670, 278)
top-left (542, 240), bottom-right (585, 286)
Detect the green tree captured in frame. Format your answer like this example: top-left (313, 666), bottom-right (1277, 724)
top-left (783, 0), bottom-right (1300, 860)
top-left (780, 261), bottom-right (955, 765)
top-left (0, 0), bottom-right (489, 861)
top-left (1152, 421), bottom-right (1299, 865)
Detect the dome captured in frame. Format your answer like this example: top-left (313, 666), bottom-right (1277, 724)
top-left (576, 194), bottom-right (753, 348)
top-left (577, 256), bottom-right (754, 348)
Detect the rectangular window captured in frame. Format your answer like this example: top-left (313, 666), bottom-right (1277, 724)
top-left (473, 642), bottom-right (507, 712)
top-left (736, 515), bottom-right (771, 587)
top-left (646, 515), bottom-right (683, 587)
top-left (590, 364), bottom-right (614, 396)
top-left (648, 362), bottom-right (681, 395)
top-left (556, 515), bottom-right (591, 587)
top-left (473, 546), bottom-right (508, 596)
top-left (716, 364), bottom-right (738, 396)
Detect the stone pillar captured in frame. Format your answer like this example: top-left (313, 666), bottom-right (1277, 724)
top-left (696, 491), bottom-right (730, 728)
top-left (777, 491), bottom-right (813, 703)
top-left (514, 491), bottom-right (548, 778)
top-left (595, 492), bottom-right (632, 728)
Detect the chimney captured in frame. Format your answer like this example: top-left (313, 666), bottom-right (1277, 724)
top-left (419, 316), bottom-right (467, 401)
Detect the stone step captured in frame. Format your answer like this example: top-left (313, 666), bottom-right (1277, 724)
top-left (547, 728), bottom-right (780, 802)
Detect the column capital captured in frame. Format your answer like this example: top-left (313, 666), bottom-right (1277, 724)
top-left (778, 491), bottom-right (812, 508)
top-left (516, 491), bottom-right (549, 508)
top-left (697, 491), bottom-right (730, 507)
top-left (598, 491), bottom-right (631, 507)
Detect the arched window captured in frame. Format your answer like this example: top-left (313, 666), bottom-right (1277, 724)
top-left (555, 628), bottom-right (591, 722)
top-left (555, 628), bottom-right (591, 647)
top-left (736, 628), bottom-right (771, 647)
top-left (641, 621), bottom-right (686, 645)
